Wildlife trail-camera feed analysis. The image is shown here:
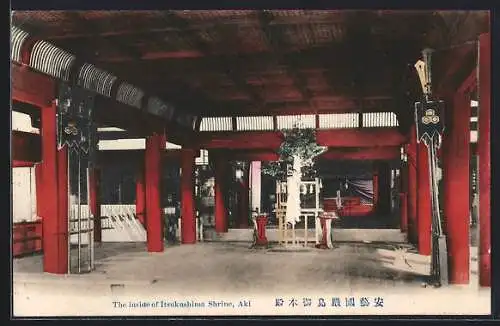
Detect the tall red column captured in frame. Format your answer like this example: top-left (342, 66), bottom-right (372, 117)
top-left (407, 127), bottom-right (418, 245)
top-left (89, 168), bottom-right (102, 243)
top-left (214, 159), bottom-right (228, 233)
top-left (181, 149), bottom-right (196, 244)
top-left (478, 32), bottom-right (491, 287)
top-left (442, 92), bottom-right (471, 284)
top-left (136, 161), bottom-right (146, 226)
top-left (400, 193), bottom-right (408, 233)
top-left (145, 133), bottom-right (165, 252)
top-left (35, 163), bottom-right (44, 219)
top-left (399, 160), bottom-right (409, 233)
top-left (417, 141), bottom-right (431, 256)
top-left (372, 170), bottom-right (379, 208)
top-left (41, 101), bottom-right (68, 274)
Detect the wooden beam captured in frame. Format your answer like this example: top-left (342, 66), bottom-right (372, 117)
top-left (11, 63), bottom-right (55, 108)
top-left (161, 11), bottom-right (263, 105)
top-left (435, 44), bottom-right (476, 96)
top-left (197, 128), bottom-right (406, 149)
top-left (457, 67), bottom-right (477, 94)
top-left (12, 130), bottom-right (41, 163)
top-left (320, 146), bottom-right (401, 160)
top-left (97, 149), bottom-right (182, 165)
top-left (64, 12), bottom-right (142, 61)
top-left (212, 146), bottom-right (401, 162)
top-left (258, 11), bottom-right (313, 102)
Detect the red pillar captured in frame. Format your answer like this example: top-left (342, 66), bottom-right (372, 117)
top-left (372, 170), bottom-right (379, 208)
top-left (35, 163), bottom-right (44, 219)
top-left (145, 133), bottom-right (165, 252)
top-left (89, 168), bottom-right (102, 243)
top-left (214, 159), bottom-right (227, 233)
top-left (478, 32), bottom-right (491, 287)
top-left (400, 193), bottom-right (408, 233)
top-left (136, 161), bottom-right (146, 226)
top-left (442, 92), bottom-right (471, 284)
top-left (181, 149), bottom-right (196, 244)
top-left (399, 158), bottom-right (409, 233)
top-left (407, 127), bottom-right (418, 245)
top-left (417, 141), bottom-right (431, 256)
top-left (41, 101), bottom-right (68, 274)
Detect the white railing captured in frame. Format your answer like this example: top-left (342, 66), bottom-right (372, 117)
top-left (69, 205), bottom-right (204, 243)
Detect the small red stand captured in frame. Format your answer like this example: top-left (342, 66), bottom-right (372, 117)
top-left (315, 212), bottom-right (338, 249)
top-left (255, 215), bottom-right (268, 246)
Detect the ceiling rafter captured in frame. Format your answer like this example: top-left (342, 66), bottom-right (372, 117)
top-left (258, 10), bottom-right (314, 104)
top-left (161, 11), bottom-right (264, 107)
top-left (64, 12), bottom-right (143, 61)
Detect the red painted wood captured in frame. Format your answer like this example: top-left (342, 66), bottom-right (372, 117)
top-left (321, 146), bottom-right (401, 160)
top-left (372, 171), bottom-right (379, 208)
top-left (11, 64), bottom-right (55, 108)
top-left (317, 129), bottom-right (406, 148)
top-left (41, 102), bottom-right (68, 274)
top-left (407, 127), bottom-right (418, 245)
top-left (399, 159), bottom-right (409, 233)
top-left (400, 193), bottom-right (408, 233)
top-left (443, 91), bottom-right (471, 284)
top-left (135, 161), bottom-right (146, 226)
top-left (56, 146), bottom-right (69, 273)
top-left (417, 142), bottom-right (431, 256)
top-left (13, 221), bottom-right (43, 257)
top-left (89, 168), bottom-right (102, 243)
top-left (214, 159), bottom-right (228, 233)
top-left (197, 128), bottom-right (406, 149)
top-left (181, 149), bottom-right (197, 244)
top-left (145, 134), bottom-right (165, 252)
top-left (12, 131), bottom-right (41, 163)
top-left (35, 163), bottom-right (44, 218)
top-left (436, 44), bottom-right (476, 95)
top-left (478, 32), bottom-right (491, 287)
top-left (12, 160), bottom-right (36, 167)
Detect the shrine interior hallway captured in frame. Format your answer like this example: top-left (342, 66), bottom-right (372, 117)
top-left (14, 240), bottom-right (489, 316)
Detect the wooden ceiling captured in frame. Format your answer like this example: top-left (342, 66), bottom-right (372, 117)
top-left (12, 10), bottom-right (488, 126)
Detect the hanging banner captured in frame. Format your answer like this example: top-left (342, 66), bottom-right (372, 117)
top-left (414, 98), bottom-right (445, 144)
top-left (57, 83), bottom-right (97, 160)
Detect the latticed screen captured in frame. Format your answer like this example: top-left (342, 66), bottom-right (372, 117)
top-left (276, 114), bottom-right (315, 129)
top-left (318, 113), bottom-right (359, 129)
top-left (236, 116), bottom-right (273, 131)
top-left (362, 112), bottom-right (399, 127)
top-left (199, 117), bottom-right (233, 131)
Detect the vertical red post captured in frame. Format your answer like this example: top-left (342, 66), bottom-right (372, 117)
top-left (399, 158), bottom-right (409, 233)
top-left (35, 163), bottom-right (44, 219)
top-left (89, 168), bottom-right (102, 243)
top-left (214, 158), bottom-right (227, 233)
top-left (400, 193), bottom-right (408, 233)
top-left (407, 127), bottom-right (418, 245)
top-left (181, 149), bottom-right (197, 244)
top-left (145, 133), bottom-right (165, 252)
top-left (442, 92), bottom-right (471, 284)
top-left (56, 147), bottom-right (68, 270)
top-left (417, 142), bottom-right (432, 256)
top-left (372, 170), bottom-right (379, 208)
top-left (136, 160), bottom-right (146, 226)
top-left (41, 101), bottom-right (68, 274)
top-left (478, 32), bottom-right (491, 287)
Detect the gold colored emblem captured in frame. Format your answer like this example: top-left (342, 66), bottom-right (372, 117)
top-left (421, 108), bottom-right (439, 125)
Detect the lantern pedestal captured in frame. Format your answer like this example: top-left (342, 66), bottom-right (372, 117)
top-left (255, 215), bottom-right (268, 246)
top-left (315, 213), bottom-right (338, 249)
